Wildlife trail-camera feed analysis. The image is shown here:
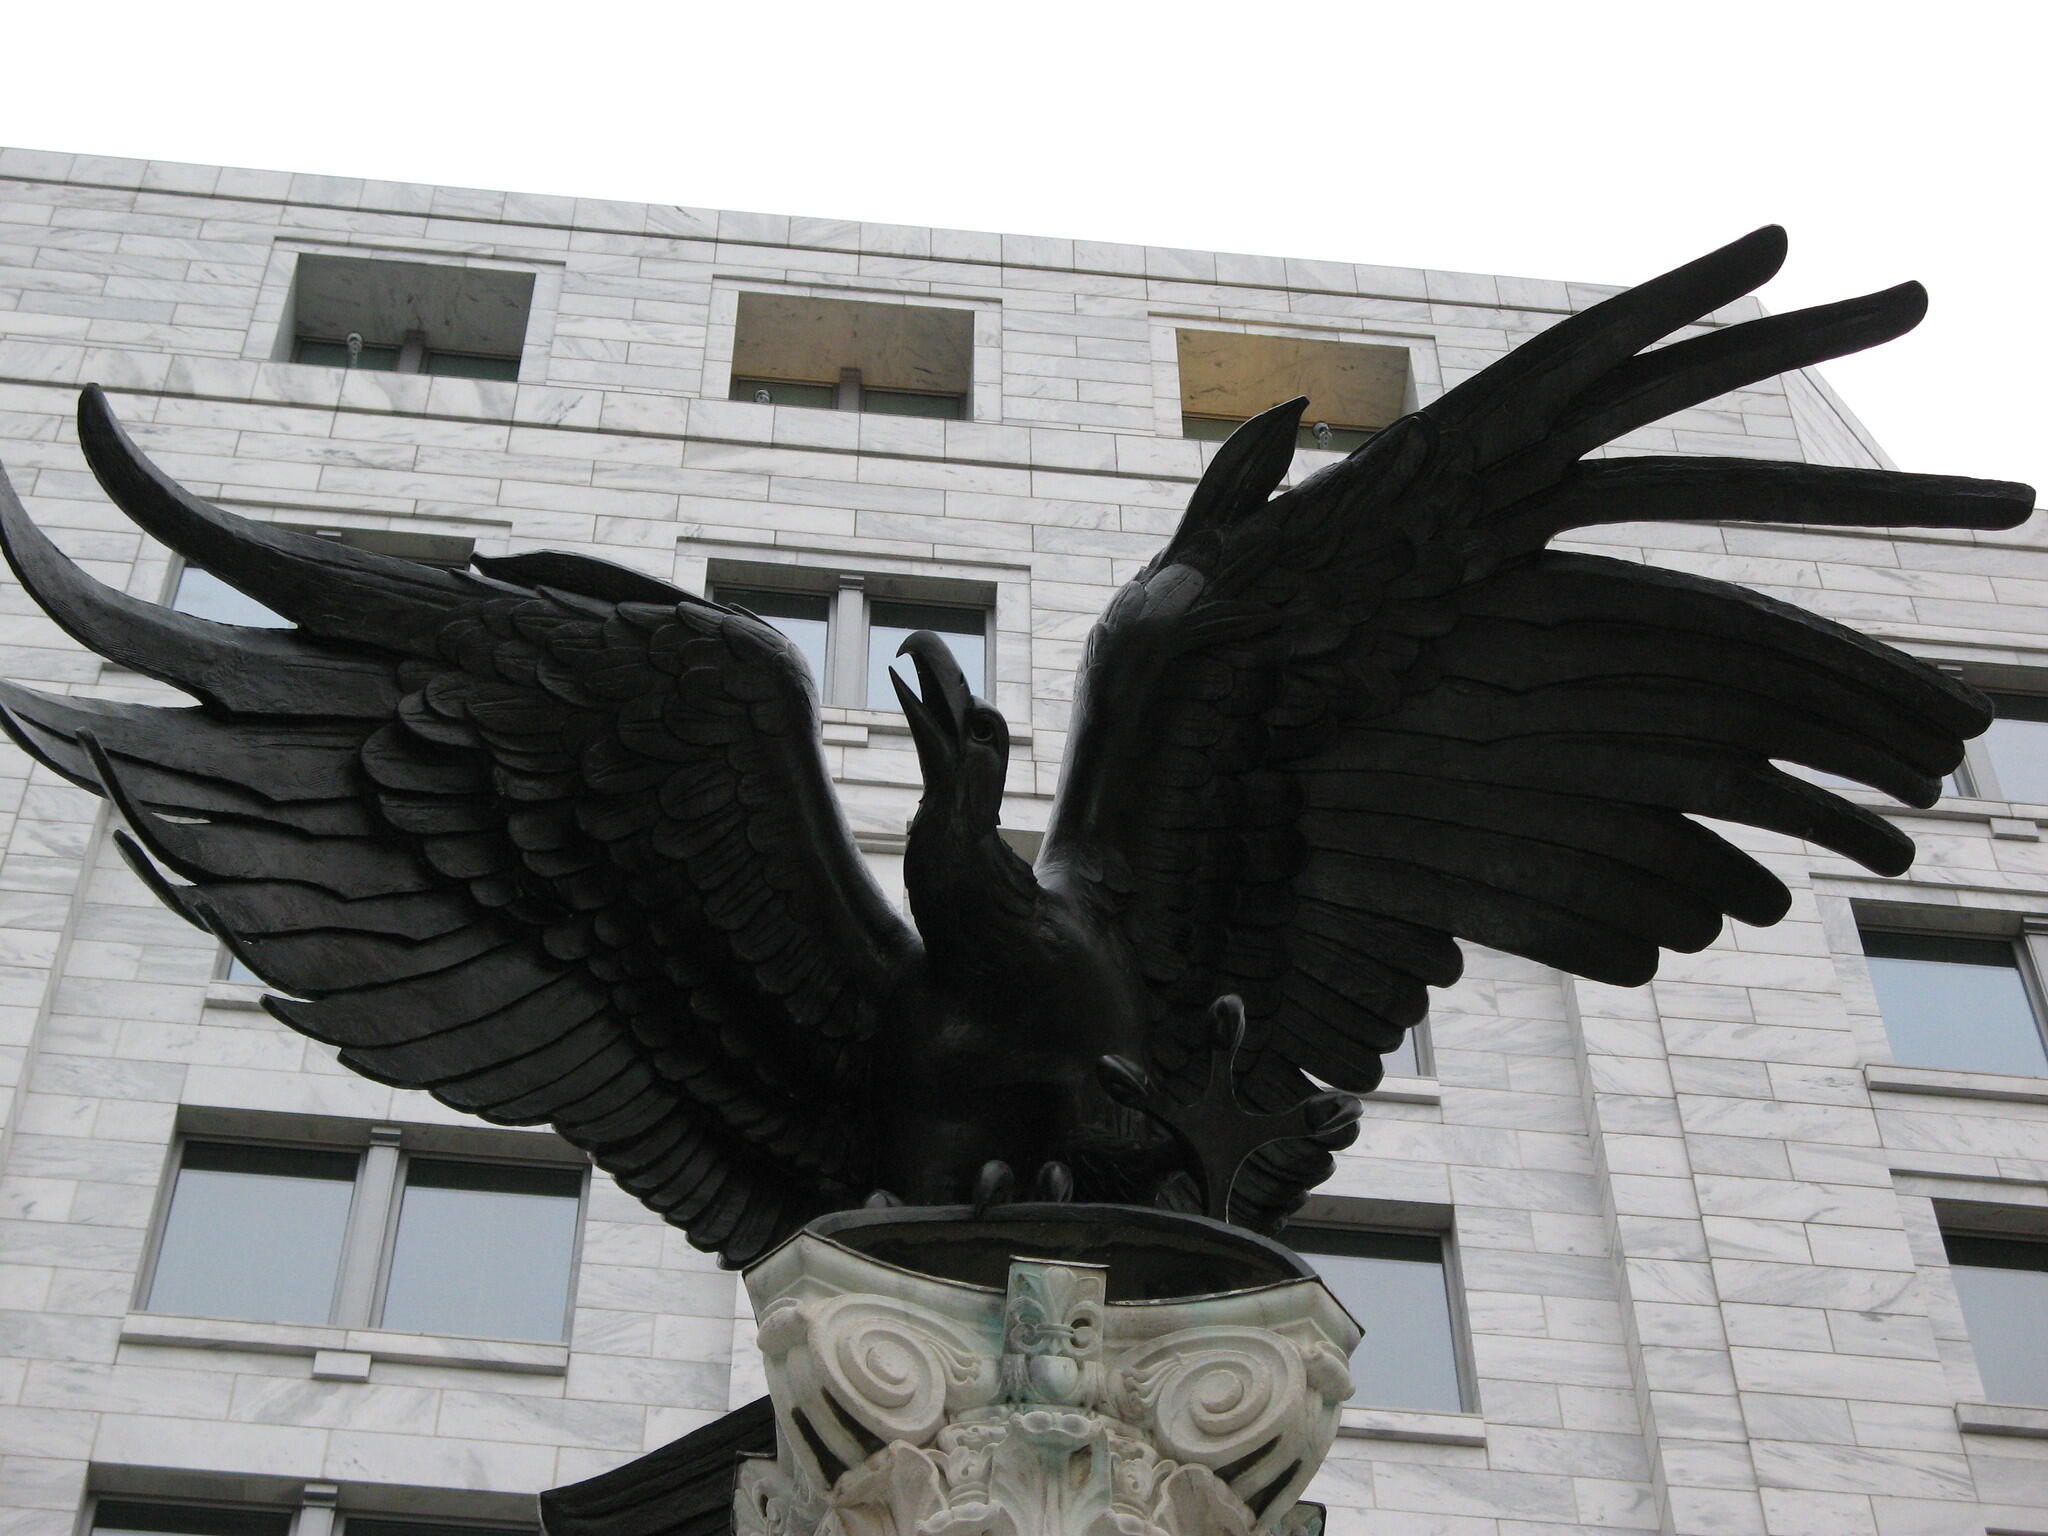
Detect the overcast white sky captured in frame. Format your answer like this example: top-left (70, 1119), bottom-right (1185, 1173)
top-left (6, 2), bottom-right (2042, 495)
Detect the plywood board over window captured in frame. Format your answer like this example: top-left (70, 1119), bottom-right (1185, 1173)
top-left (731, 292), bottom-right (973, 401)
top-left (288, 254), bottom-right (535, 380)
top-left (1177, 329), bottom-right (1410, 447)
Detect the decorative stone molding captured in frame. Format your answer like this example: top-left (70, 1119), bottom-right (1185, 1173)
top-left (735, 1206), bottom-right (1358, 1536)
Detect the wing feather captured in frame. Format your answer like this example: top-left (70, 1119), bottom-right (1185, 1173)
top-left (0, 394), bottom-right (917, 1264)
top-left (1043, 227), bottom-right (2034, 1231)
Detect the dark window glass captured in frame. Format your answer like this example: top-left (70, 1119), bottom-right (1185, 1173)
top-left (1301, 424), bottom-right (1374, 452)
top-left (378, 1158), bottom-right (583, 1341)
top-left (1181, 414), bottom-right (1374, 452)
top-left (349, 1523), bottom-right (528, 1536)
top-left (171, 566), bottom-right (289, 630)
top-left (1182, 414), bottom-right (1239, 442)
top-left (218, 950), bottom-right (261, 984)
top-left (1780, 760), bottom-right (1961, 802)
top-left (715, 586), bottom-right (831, 687)
top-left (94, 1502), bottom-right (293, 1536)
top-left (731, 376), bottom-right (838, 409)
top-left (868, 600), bottom-right (987, 709)
top-left (146, 1142), bottom-right (358, 1324)
top-left (1980, 696), bottom-right (2048, 802)
top-left (1943, 1233), bottom-right (2048, 1405)
top-left (861, 387), bottom-right (964, 420)
top-left (294, 337), bottom-right (401, 371)
top-left (423, 350), bottom-right (520, 381)
top-left (1381, 1027), bottom-right (1423, 1078)
top-left (1861, 930), bottom-right (2048, 1077)
top-left (1291, 1226), bottom-right (1464, 1411)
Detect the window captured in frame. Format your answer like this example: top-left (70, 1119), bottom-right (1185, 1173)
top-left (719, 586), bottom-right (831, 684)
top-left (378, 1159), bottom-right (585, 1340)
top-left (170, 565), bottom-right (291, 629)
top-left (143, 1134), bottom-right (585, 1341)
top-left (288, 254), bottom-right (532, 381)
top-left (728, 292), bottom-right (972, 419)
top-left (91, 1499), bottom-right (527, 1536)
top-left (1176, 329), bottom-right (1408, 450)
top-left (1943, 1231), bottom-right (2048, 1405)
top-left (147, 1142), bottom-right (358, 1325)
top-left (216, 948), bottom-right (260, 985)
top-left (865, 600), bottom-right (987, 710)
top-left (1290, 1225), bottom-right (1467, 1412)
top-left (168, 528), bottom-right (476, 630)
top-left (93, 1501), bottom-right (292, 1536)
top-left (347, 1523), bottom-right (527, 1536)
top-left (1181, 415), bottom-right (1376, 453)
top-left (1953, 693), bottom-right (2048, 803)
top-left (1381, 1023), bottom-right (1429, 1079)
top-left (1860, 927), bottom-right (2048, 1077)
top-left (712, 572), bottom-right (992, 713)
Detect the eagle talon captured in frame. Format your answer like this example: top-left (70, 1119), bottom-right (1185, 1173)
top-left (1031, 1161), bottom-right (1074, 1203)
top-left (1101, 994), bottom-right (1362, 1223)
top-left (973, 1159), bottom-right (1015, 1215)
top-left (863, 1188), bottom-right (905, 1209)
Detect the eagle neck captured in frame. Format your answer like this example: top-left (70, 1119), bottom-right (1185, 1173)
top-left (904, 810), bottom-right (1043, 981)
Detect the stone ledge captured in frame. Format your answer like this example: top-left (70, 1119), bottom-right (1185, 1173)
top-left (1866, 1063), bottom-right (2048, 1105)
top-left (203, 980), bottom-right (269, 1010)
top-left (1958, 1401), bottom-right (2048, 1438)
top-left (1336, 1406), bottom-right (1486, 1445)
top-left (1367, 1074), bottom-right (1443, 1107)
top-left (121, 1312), bottom-right (569, 1374)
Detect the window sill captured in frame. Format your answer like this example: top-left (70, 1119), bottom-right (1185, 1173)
top-left (1336, 1406), bottom-right (1486, 1445)
top-left (1368, 1074), bottom-right (1442, 1106)
top-left (1957, 1401), bottom-right (2048, 1439)
top-left (204, 981), bottom-right (269, 1010)
top-left (820, 707), bottom-right (1033, 747)
top-left (120, 1312), bottom-right (569, 1375)
top-left (1864, 1063), bottom-right (2048, 1105)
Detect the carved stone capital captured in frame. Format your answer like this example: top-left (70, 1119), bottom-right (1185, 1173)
top-left (735, 1207), bottom-right (1357, 1536)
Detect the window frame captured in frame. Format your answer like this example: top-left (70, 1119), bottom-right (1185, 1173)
top-left (164, 527), bottom-right (477, 632)
top-left (1180, 413), bottom-right (1378, 453)
top-left (1161, 323), bottom-right (1426, 447)
top-left (708, 564), bottom-right (997, 715)
top-left (1952, 689), bottom-right (2048, 804)
top-left (213, 947), bottom-right (260, 985)
top-left (1381, 1020), bottom-right (1432, 1080)
top-left (278, 252), bottom-right (536, 382)
top-left (339, 1518), bottom-right (533, 1536)
top-left (86, 1491), bottom-right (535, 1536)
top-left (1855, 914), bottom-right (2048, 1080)
top-left (1285, 1201), bottom-right (1475, 1416)
top-left (729, 368), bottom-right (967, 421)
top-left (1938, 1223), bottom-right (2048, 1408)
top-left (366, 1147), bottom-right (590, 1344)
top-left (135, 1125), bottom-right (589, 1344)
top-left (87, 1494), bottom-right (299, 1536)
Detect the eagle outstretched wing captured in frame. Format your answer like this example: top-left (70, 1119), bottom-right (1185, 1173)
top-left (0, 388), bottom-right (918, 1264)
top-left (1039, 227), bottom-right (2034, 1227)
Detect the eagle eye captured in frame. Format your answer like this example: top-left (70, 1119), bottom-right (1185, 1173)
top-left (966, 713), bottom-right (998, 745)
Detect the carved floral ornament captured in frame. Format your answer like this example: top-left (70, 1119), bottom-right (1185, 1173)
top-left (735, 1229), bottom-right (1358, 1536)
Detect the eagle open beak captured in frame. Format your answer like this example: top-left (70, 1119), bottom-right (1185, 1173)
top-left (891, 630), bottom-right (971, 767)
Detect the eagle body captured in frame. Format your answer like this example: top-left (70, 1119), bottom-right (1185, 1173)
top-left (0, 227), bottom-right (2034, 1264)
top-left (878, 838), bottom-right (1158, 1205)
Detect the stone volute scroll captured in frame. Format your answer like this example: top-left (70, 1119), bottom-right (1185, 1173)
top-left (730, 1206), bottom-right (1358, 1536)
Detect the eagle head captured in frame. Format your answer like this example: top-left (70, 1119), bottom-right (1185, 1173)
top-left (893, 630), bottom-right (1010, 832)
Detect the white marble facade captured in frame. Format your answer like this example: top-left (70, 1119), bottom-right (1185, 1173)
top-left (0, 147), bottom-right (2042, 1536)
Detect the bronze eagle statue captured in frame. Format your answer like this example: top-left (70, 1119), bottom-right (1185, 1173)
top-left (0, 227), bottom-right (2032, 1264)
